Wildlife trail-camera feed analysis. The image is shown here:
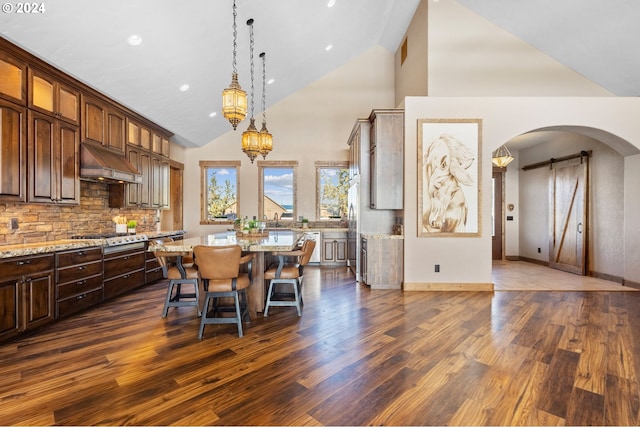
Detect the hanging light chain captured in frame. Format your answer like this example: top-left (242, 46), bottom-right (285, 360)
top-left (248, 18), bottom-right (255, 119)
top-left (260, 52), bottom-right (267, 125)
top-left (231, 0), bottom-right (238, 74)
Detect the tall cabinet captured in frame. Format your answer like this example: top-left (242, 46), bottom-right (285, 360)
top-left (369, 109), bottom-right (404, 209)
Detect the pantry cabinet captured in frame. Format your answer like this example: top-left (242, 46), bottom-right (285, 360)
top-left (369, 109), bottom-right (403, 209)
top-left (27, 110), bottom-right (80, 204)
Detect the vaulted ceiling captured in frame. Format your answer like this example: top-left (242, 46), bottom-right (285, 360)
top-left (1, 0), bottom-right (638, 148)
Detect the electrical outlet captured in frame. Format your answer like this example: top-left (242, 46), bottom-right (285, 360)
top-left (537, 247), bottom-right (541, 253)
top-left (9, 218), bottom-right (18, 230)
top-left (435, 264), bottom-right (440, 273)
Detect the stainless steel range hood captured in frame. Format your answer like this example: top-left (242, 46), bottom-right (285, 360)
top-left (80, 143), bottom-right (142, 184)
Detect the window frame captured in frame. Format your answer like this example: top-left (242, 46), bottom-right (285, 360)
top-left (315, 160), bottom-right (349, 221)
top-left (199, 160), bottom-right (241, 225)
top-left (258, 160), bottom-right (298, 223)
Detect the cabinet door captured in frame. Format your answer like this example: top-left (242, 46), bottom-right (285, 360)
top-left (126, 145), bottom-right (141, 206)
top-left (81, 94), bottom-right (107, 146)
top-left (139, 150), bottom-right (152, 207)
top-left (151, 154), bottom-right (170, 208)
top-left (0, 277), bottom-right (21, 342)
top-left (0, 100), bottom-right (26, 202)
top-left (23, 271), bottom-right (55, 329)
top-left (335, 239), bottom-right (347, 262)
top-left (57, 121), bottom-right (80, 204)
top-left (28, 110), bottom-right (79, 204)
top-left (0, 51), bottom-right (27, 105)
top-left (28, 110), bottom-right (55, 203)
top-left (107, 108), bottom-right (126, 153)
top-left (29, 68), bottom-right (79, 125)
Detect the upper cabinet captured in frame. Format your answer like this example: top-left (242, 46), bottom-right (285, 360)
top-left (0, 51), bottom-right (27, 105)
top-left (28, 67), bottom-right (80, 125)
top-left (369, 109), bottom-right (404, 210)
top-left (27, 110), bottom-right (80, 205)
top-left (81, 94), bottom-right (126, 154)
top-left (0, 99), bottom-right (27, 202)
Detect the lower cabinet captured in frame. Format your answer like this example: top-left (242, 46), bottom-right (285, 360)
top-left (103, 245), bottom-right (146, 299)
top-left (360, 236), bottom-right (403, 289)
top-left (321, 231), bottom-right (347, 265)
top-left (55, 246), bottom-right (103, 318)
top-left (0, 254), bottom-right (55, 343)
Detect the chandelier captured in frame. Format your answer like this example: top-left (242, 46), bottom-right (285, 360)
top-left (492, 144), bottom-right (514, 168)
top-left (241, 18), bottom-right (260, 163)
top-left (258, 52), bottom-right (273, 159)
top-left (222, 0), bottom-right (247, 130)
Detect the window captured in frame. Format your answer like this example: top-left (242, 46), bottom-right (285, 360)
top-left (316, 161), bottom-right (349, 220)
top-left (258, 161), bottom-right (297, 222)
top-left (200, 160), bottom-right (240, 224)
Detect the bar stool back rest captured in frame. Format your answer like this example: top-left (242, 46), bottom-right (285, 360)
top-left (193, 245), bottom-right (253, 338)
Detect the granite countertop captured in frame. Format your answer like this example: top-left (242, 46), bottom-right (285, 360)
top-left (361, 233), bottom-right (405, 240)
top-left (149, 230), bottom-right (301, 253)
top-left (0, 230), bottom-right (186, 259)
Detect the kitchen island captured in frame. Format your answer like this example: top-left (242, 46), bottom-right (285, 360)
top-left (148, 229), bottom-right (303, 317)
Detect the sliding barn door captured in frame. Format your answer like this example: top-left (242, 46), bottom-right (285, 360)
top-left (548, 157), bottom-right (588, 275)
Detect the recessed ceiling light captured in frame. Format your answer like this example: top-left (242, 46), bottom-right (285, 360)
top-left (327, 0), bottom-right (336, 7)
top-left (179, 84), bottom-right (190, 92)
top-left (267, 78), bottom-right (275, 85)
top-left (209, 112), bottom-right (217, 118)
top-left (127, 34), bottom-right (142, 46)
top-left (325, 44), bottom-right (333, 51)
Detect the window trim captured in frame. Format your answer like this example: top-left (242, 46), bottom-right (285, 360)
top-left (258, 160), bottom-right (298, 222)
top-left (315, 161), bottom-right (349, 221)
top-left (199, 160), bottom-right (241, 225)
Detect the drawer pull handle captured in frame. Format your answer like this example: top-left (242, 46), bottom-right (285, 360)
top-left (16, 260), bottom-right (32, 266)
top-left (78, 266), bottom-right (86, 270)
top-left (76, 280), bottom-right (87, 286)
top-left (123, 274), bottom-right (130, 278)
top-left (78, 251), bottom-right (86, 256)
top-left (76, 294), bottom-right (85, 300)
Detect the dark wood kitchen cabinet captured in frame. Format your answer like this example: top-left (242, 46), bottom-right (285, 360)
top-left (0, 253), bottom-right (55, 343)
top-left (80, 94), bottom-right (126, 154)
top-left (0, 99), bottom-right (27, 203)
top-left (27, 110), bottom-right (80, 204)
top-left (55, 246), bottom-right (104, 318)
top-left (103, 245), bottom-right (146, 299)
top-left (28, 67), bottom-right (80, 126)
top-left (369, 109), bottom-right (403, 209)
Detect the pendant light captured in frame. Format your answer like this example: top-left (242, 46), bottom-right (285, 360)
top-left (222, 0), bottom-right (247, 130)
top-left (241, 18), bottom-right (260, 163)
top-left (258, 52), bottom-right (273, 159)
top-left (492, 144), bottom-right (514, 168)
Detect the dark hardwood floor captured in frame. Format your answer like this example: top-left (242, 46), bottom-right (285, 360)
top-left (2, 264), bottom-right (640, 425)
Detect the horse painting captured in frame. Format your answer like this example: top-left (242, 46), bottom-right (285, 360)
top-left (422, 133), bottom-right (475, 233)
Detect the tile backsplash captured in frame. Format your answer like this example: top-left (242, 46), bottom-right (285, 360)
top-left (0, 181), bottom-right (159, 245)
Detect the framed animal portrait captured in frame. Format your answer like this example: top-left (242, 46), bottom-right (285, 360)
top-left (417, 119), bottom-right (482, 237)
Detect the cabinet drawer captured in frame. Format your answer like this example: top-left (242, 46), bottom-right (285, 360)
top-left (56, 260), bottom-right (103, 284)
top-left (103, 269), bottom-right (145, 299)
top-left (56, 288), bottom-right (102, 318)
top-left (0, 254), bottom-right (54, 278)
top-left (57, 274), bottom-right (103, 300)
top-left (103, 252), bottom-right (145, 280)
top-left (56, 247), bottom-right (102, 267)
top-left (146, 267), bottom-right (164, 284)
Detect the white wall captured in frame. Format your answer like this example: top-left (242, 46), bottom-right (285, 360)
top-left (182, 46), bottom-right (396, 238)
top-left (403, 97), bottom-right (640, 288)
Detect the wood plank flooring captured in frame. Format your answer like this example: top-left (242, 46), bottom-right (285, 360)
top-left (2, 263), bottom-right (640, 425)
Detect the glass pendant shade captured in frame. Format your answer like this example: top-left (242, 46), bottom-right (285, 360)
top-left (222, 72), bottom-right (247, 130)
top-left (259, 122), bottom-right (273, 159)
top-left (242, 118), bottom-right (260, 163)
top-left (492, 144), bottom-right (514, 168)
